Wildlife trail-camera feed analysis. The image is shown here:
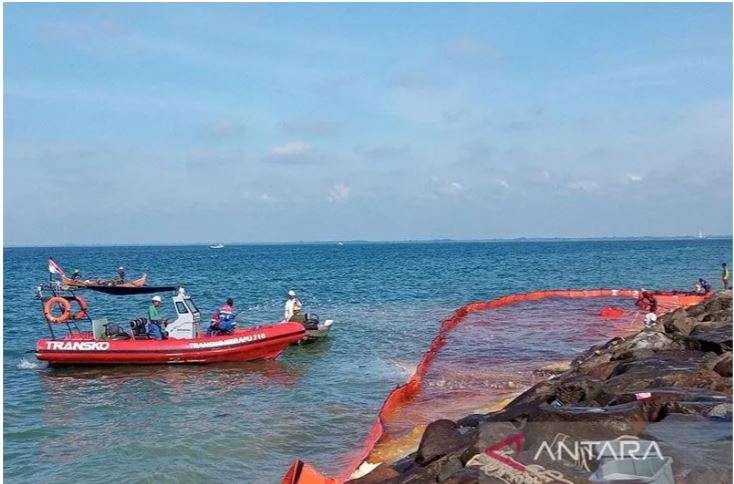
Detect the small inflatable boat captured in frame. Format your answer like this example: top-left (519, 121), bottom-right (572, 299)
top-left (36, 324), bottom-right (304, 365)
top-left (35, 285), bottom-right (304, 366)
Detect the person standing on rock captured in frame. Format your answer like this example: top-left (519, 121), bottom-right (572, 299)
top-left (722, 263), bottom-right (729, 290)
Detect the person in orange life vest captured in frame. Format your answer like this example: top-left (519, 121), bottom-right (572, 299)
top-left (208, 298), bottom-right (236, 335)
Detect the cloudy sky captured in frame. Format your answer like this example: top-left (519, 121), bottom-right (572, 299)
top-left (4, 3), bottom-right (732, 245)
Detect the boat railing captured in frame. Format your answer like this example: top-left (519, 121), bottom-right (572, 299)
top-left (36, 282), bottom-right (93, 340)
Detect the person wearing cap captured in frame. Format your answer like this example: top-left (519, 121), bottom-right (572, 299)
top-left (208, 298), bottom-right (236, 335)
top-left (284, 290), bottom-right (303, 322)
top-left (70, 269), bottom-right (81, 281)
top-left (147, 295), bottom-right (165, 340)
top-left (111, 267), bottom-right (126, 285)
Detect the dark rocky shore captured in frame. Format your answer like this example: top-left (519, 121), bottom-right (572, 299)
top-left (353, 292), bottom-right (733, 483)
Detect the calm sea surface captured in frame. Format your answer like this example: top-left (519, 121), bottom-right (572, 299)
top-left (3, 239), bottom-right (731, 483)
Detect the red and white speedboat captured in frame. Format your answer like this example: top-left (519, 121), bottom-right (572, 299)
top-left (35, 285), bottom-right (305, 366)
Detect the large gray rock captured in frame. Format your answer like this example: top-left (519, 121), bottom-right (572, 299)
top-left (688, 324), bottom-right (732, 353)
top-left (640, 413), bottom-right (733, 483)
top-left (602, 351), bottom-right (729, 394)
top-left (663, 308), bottom-right (697, 335)
top-left (415, 420), bottom-right (472, 466)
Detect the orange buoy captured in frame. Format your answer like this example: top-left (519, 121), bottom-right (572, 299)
top-left (43, 296), bottom-right (71, 323)
top-left (599, 306), bottom-right (625, 318)
top-left (69, 295), bottom-right (89, 320)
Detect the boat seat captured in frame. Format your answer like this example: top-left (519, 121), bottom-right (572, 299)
top-left (92, 318), bottom-right (109, 339)
top-left (104, 322), bottom-right (131, 340)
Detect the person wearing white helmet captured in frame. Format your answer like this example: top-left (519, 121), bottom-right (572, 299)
top-left (284, 290), bottom-right (303, 322)
top-left (147, 295), bottom-right (166, 340)
top-left (111, 266), bottom-right (126, 285)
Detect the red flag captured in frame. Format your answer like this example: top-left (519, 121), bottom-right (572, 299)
top-left (48, 258), bottom-right (65, 276)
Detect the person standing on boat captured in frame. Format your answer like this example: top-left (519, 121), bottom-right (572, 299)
top-left (147, 295), bottom-right (166, 340)
top-left (722, 263), bottom-right (729, 290)
top-left (284, 290), bottom-right (304, 322)
top-left (70, 269), bottom-right (81, 281)
top-left (208, 298), bottom-right (236, 335)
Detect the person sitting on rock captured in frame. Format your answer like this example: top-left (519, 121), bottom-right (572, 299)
top-left (699, 278), bottom-right (712, 293)
top-left (208, 298), bottom-right (236, 335)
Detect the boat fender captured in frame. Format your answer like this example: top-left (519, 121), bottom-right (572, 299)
top-left (43, 296), bottom-right (71, 323)
top-left (67, 295), bottom-right (89, 320)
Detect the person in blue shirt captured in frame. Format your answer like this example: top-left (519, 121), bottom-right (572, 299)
top-left (699, 278), bottom-right (712, 293)
top-left (208, 298), bottom-right (236, 335)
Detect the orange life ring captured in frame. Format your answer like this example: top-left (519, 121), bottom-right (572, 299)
top-left (68, 296), bottom-right (89, 320)
top-left (43, 297), bottom-right (71, 323)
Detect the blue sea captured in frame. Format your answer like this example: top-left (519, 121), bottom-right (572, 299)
top-left (3, 239), bottom-right (731, 482)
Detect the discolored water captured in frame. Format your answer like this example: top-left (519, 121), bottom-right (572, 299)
top-left (370, 297), bottom-right (644, 462)
top-left (3, 240), bottom-right (731, 482)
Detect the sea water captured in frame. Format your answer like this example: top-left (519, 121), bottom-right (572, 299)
top-left (3, 239), bottom-right (731, 482)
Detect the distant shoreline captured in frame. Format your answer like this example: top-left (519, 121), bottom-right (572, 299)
top-left (4, 235), bottom-right (732, 249)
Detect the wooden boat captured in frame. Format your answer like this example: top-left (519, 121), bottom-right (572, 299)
top-left (62, 273), bottom-right (147, 289)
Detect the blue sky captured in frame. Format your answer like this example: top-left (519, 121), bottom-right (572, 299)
top-left (4, 3), bottom-right (732, 245)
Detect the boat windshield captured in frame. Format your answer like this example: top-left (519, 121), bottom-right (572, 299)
top-left (185, 298), bottom-right (200, 315)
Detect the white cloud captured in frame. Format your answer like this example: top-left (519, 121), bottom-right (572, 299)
top-left (449, 181), bottom-right (464, 192)
top-left (568, 180), bottom-right (599, 193)
top-left (494, 178), bottom-right (509, 189)
top-left (260, 193), bottom-right (276, 202)
top-left (626, 173), bottom-right (643, 183)
top-left (270, 141), bottom-right (311, 157)
top-left (327, 183), bottom-right (351, 202)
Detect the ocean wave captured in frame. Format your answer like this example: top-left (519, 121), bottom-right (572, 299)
top-left (16, 358), bottom-right (41, 370)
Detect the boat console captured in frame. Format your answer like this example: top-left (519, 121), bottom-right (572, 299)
top-left (164, 287), bottom-right (202, 339)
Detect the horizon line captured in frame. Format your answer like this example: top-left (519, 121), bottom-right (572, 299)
top-left (4, 234), bottom-right (732, 249)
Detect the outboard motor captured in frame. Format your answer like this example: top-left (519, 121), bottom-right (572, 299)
top-left (303, 313), bottom-right (320, 330)
top-left (130, 318), bottom-right (149, 338)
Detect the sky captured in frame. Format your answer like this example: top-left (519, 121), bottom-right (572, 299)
top-left (4, 3), bottom-right (732, 245)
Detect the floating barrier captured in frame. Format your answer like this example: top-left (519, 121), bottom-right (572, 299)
top-left (282, 288), bottom-right (711, 484)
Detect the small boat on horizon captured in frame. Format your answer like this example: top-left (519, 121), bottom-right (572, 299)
top-left (209, 243), bottom-right (225, 249)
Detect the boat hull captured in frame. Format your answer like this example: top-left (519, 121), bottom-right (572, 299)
top-left (61, 273), bottom-right (147, 289)
top-left (36, 323), bottom-right (305, 366)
